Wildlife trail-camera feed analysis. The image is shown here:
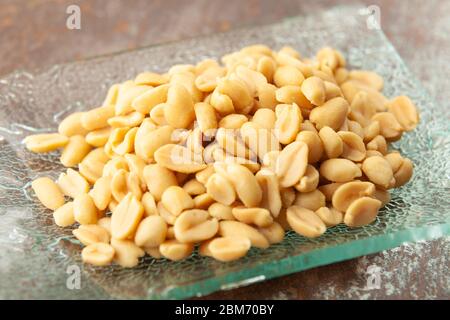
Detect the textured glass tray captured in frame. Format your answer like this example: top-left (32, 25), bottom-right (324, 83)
top-left (0, 5), bottom-right (449, 299)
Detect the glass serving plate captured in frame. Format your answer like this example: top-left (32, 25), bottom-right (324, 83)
top-left (0, 5), bottom-right (449, 299)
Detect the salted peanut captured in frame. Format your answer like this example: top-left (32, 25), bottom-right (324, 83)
top-left (324, 81), bottom-right (343, 100)
top-left (261, 150), bottom-right (280, 172)
top-left (240, 122), bottom-right (280, 160)
top-left (199, 239), bottom-right (214, 256)
top-left (318, 182), bottom-right (344, 202)
top-left (275, 51), bottom-right (313, 77)
top-left (60, 135), bottom-right (92, 167)
top-left (195, 65), bottom-right (226, 92)
top-left (371, 112), bottom-right (403, 140)
top-left (216, 78), bottom-right (252, 112)
top-left (208, 236), bottom-right (251, 262)
top-left (296, 131), bottom-right (323, 163)
top-left (275, 86), bottom-right (313, 110)
top-left (186, 127), bottom-right (204, 155)
top-left (143, 164), bottom-right (178, 202)
top-left (135, 125), bottom-right (173, 162)
top-left (257, 83), bottom-right (278, 110)
top-left (194, 102), bottom-right (217, 135)
top-left (101, 83), bottom-right (119, 107)
top-left (157, 201), bottom-right (177, 225)
top-left (24, 133), bottom-right (69, 153)
top-left (107, 111), bottom-right (144, 128)
top-left (348, 70), bottom-right (384, 91)
top-left (112, 127), bottom-right (137, 156)
top-left (347, 120), bottom-right (364, 139)
top-left (316, 47), bottom-right (342, 70)
top-left (279, 187), bottom-right (295, 209)
top-left (334, 67), bottom-right (349, 85)
top-left (252, 108), bottom-right (276, 129)
top-left (168, 64), bottom-right (195, 75)
top-left (97, 217), bottom-right (111, 235)
top-left (365, 150), bottom-right (384, 158)
top-left (384, 152), bottom-right (403, 172)
top-left (193, 193), bottom-right (215, 209)
top-left (145, 246), bottom-right (163, 259)
top-left (102, 156), bottom-right (128, 178)
top-left (116, 82), bottom-right (152, 115)
top-left (225, 163), bottom-right (262, 207)
top-left (110, 169), bottom-right (128, 202)
top-left (331, 181), bottom-right (375, 212)
top-left (233, 65), bottom-right (268, 95)
top-left (315, 207), bottom-right (343, 227)
top-left (258, 222), bottom-right (284, 244)
top-left (159, 240), bottom-right (194, 261)
top-left (295, 164), bottom-right (319, 193)
top-left (287, 205), bottom-right (326, 238)
top-left (362, 156), bottom-right (395, 189)
top-left (256, 169), bottom-right (282, 218)
top-left (108, 199), bottom-right (118, 213)
top-left (81, 243), bottom-right (115, 266)
top-left (341, 80), bottom-right (387, 111)
top-left (195, 165), bottom-right (215, 185)
top-left (338, 131), bottom-right (366, 162)
top-left (58, 112), bottom-right (89, 137)
top-left (275, 141), bottom-right (308, 188)
top-left (57, 168), bottom-right (90, 198)
top-left (309, 97), bottom-right (348, 131)
top-left (231, 207), bottom-right (273, 227)
top-left (374, 188), bottom-right (391, 205)
top-left (89, 176), bottom-right (111, 211)
top-left (149, 103), bottom-right (167, 125)
top-left (274, 103), bottom-right (302, 145)
top-left (173, 209), bottom-right (218, 243)
top-left (363, 120), bottom-right (380, 142)
top-left (73, 193), bottom-right (98, 225)
top-left (111, 193), bottom-right (144, 239)
top-left (134, 72), bottom-right (169, 86)
top-left (366, 135), bottom-right (388, 155)
top-left (319, 158), bottom-right (362, 182)
top-left (124, 153), bottom-right (146, 187)
top-left (294, 189), bottom-right (326, 211)
top-left (183, 179), bottom-right (206, 196)
top-left (348, 92), bottom-right (376, 127)
top-left (301, 76), bottom-right (326, 106)
top-left (205, 173), bottom-right (236, 206)
top-left (154, 144), bottom-right (207, 173)
top-left (164, 84), bottom-right (195, 128)
top-left (278, 46), bottom-right (300, 58)
top-left (111, 238), bottom-right (145, 268)
top-left (171, 71), bottom-right (203, 103)
top-left (161, 186), bottom-right (194, 216)
top-left (140, 192), bottom-right (157, 217)
top-left (215, 128), bottom-right (254, 160)
top-left (300, 120), bottom-right (318, 133)
top-left (81, 105), bottom-right (115, 131)
top-left (53, 201), bottom-right (75, 227)
top-left (344, 196), bottom-right (381, 227)
top-left (132, 84), bottom-right (169, 114)
top-left (274, 65), bottom-right (304, 87)
top-left (393, 157), bottom-right (413, 187)
top-left (219, 220), bottom-right (269, 248)
top-left (85, 127), bottom-right (112, 147)
top-left (208, 202), bottom-right (235, 220)
top-left (210, 87), bottom-right (235, 115)
top-left (387, 96), bottom-right (419, 131)
top-left (218, 114), bottom-right (248, 129)
top-left (127, 172), bottom-right (143, 200)
top-left (134, 215), bottom-right (167, 248)
top-left (73, 224), bottom-right (110, 246)
top-left (31, 177), bottom-right (65, 210)
top-left (275, 208), bottom-right (290, 230)
top-left (257, 56), bottom-right (277, 83)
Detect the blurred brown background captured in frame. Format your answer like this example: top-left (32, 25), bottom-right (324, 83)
top-left (0, 0), bottom-right (448, 299)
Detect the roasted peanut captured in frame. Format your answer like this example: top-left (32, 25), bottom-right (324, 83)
top-left (296, 130), bottom-right (324, 163)
top-left (58, 112), bottom-right (89, 137)
top-left (111, 238), bottom-right (145, 267)
top-left (85, 127), bottom-right (112, 147)
top-left (274, 65), bottom-right (305, 87)
top-left (161, 186), bottom-right (194, 216)
top-left (218, 114), bottom-right (248, 129)
top-left (348, 70), bottom-right (384, 91)
top-left (319, 158), bottom-right (362, 182)
top-left (301, 76), bottom-right (326, 106)
top-left (73, 193), bottom-right (98, 225)
top-left (309, 97), bottom-right (349, 131)
top-left (393, 157), bottom-right (413, 187)
top-left (111, 193), bottom-right (144, 239)
top-left (164, 83), bottom-right (195, 128)
top-left (60, 135), bottom-right (92, 167)
top-left (294, 189), bottom-right (325, 211)
top-left (274, 103), bottom-right (302, 145)
top-left (287, 205), bottom-right (326, 238)
top-left (318, 182), bottom-right (344, 202)
top-left (155, 144), bottom-right (207, 173)
top-left (31, 177), bottom-right (65, 210)
top-left (134, 215), bottom-right (167, 248)
top-left (362, 156), bottom-right (395, 189)
top-left (275, 85), bottom-right (312, 110)
top-left (174, 209), bottom-right (218, 243)
top-left (73, 224), bottom-right (110, 246)
top-left (89, 176), bottom-right (111, 210)
top-left (24, 133), bottom-right (69, 153)
top-left (209, 236), bottom-right (251, 262)
top-left (183, 179), bottom-right (206, 196)
top-left (82, 243), bottom-right (115, 266)
top-left (344, 196), bottom-right (381, 227)
top-left (81, 105), bottom-right (115, 130)
top-left (294, 164), bottom-right (319, 193)
top-left (387, 96), bottom-right (419, 131)
top-left (205, 173), bottom-right (236, 205)
top-left (143, 164), bottom-right (178, 201)
top-left (132, 84), bottom-right (169, 114)
top-left (332, 181), bottom-right (375, 212)
top-left (315, 207), bottom-right (343, 227)
top-left (193, 193), bottom-right (215, 209)
top-left (338, 131), bottom-right (366, 162)
top-left (225, 163), bottom-right (262, 207)
top-left (194, 102), bottom-right (218, 135)
top-left (57, 168), bottom-right (90, 198)
top-left (219, 220), bottom-right (269, 248)
top-left (53, 201), bottom-right (75, 227)
top-left (275, 141), bottom-right (308, 188)
top-left (208, 202), bottom-right (235, 221)
top-left (134, 72), bottom-right (169, 86)
top-left (256, 169), bottom-right (282, 218)
top-left (231, 206), bottom-right (273, 227)
top-left (159, 240), bottom-right (194, 261)
top-left (371, 112), bottom-right (403, 141)
top-left (258, 222), bottom-right (285, 244)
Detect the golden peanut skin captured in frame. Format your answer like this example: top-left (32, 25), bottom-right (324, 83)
top-left (209, 236), bottom-right (251, 262)
top-left (287, 205), bottom-right (327, 238)
top-left (344, 197), bottom-right (382, 227)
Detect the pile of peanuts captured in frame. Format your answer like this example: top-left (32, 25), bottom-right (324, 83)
top-left (25, 45), bottom-right (419, 267)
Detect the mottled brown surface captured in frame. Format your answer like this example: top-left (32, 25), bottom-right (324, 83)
top-left (1, 0), bottom-right (448, 299)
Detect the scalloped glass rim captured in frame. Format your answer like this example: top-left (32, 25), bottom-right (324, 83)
top-left (0, 5), bottom-right (449, 300)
